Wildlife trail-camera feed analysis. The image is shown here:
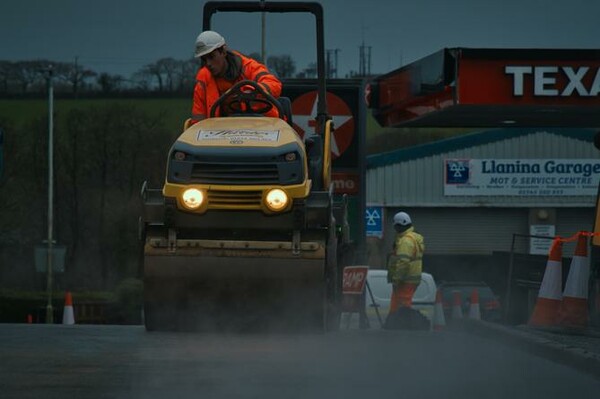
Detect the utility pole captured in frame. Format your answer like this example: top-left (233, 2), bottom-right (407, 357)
top-left (326, 49), bottom-right (340, 78)
top-left (359, 43), bottom-right (371, 76)
top-left (260, 0), bottom-right (266, 63)
top-left (358, 24), bottom-right (371, 76)
top-left (74, 56), bottom-right (79, 97)
top-left (45, 65), bottom-right (55, 324)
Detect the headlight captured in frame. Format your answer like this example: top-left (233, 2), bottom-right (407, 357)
top-left (265, 189), bottom-right (289, 212)
top-left (284, 152), bottom-right (297, 162)
top-left (181, 188), bottom-right (205, 210)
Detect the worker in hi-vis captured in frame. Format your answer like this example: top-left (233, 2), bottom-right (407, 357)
top-left (387, 211), bottom-right (425, 313)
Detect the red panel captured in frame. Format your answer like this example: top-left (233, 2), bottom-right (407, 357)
top-left (342, 266), bottom-right (369, 295)
top-left (458, 58), bottom-right (600, 105)
top-left (376, 68), bottom-right (413, 106)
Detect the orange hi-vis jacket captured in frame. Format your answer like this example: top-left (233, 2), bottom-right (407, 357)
top-left (192, 51), bottom-right (282, 121)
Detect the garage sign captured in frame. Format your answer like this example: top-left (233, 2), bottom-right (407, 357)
top-left (444, 158), bottom-right (600, 196)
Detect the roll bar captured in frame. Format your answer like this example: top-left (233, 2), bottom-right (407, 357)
top-left (202, 1), bottom-right (329, 126)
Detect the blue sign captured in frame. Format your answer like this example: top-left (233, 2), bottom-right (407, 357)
top-left (365, 206), bottom-right (383, 238)
top-left (445, 159), bottom-right (469, 184)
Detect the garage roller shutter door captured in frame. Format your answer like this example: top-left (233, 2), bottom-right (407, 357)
top-left (389, 208), bottom-right (529, 255)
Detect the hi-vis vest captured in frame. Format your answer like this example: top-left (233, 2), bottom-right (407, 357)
top-left (192, 51), bottom-right (282, 120)
top-left (387, 227), bottom-right (425, 285)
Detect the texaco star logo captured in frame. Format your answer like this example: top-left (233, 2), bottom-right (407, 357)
top-left (291, 91), bottom-right (355, 160)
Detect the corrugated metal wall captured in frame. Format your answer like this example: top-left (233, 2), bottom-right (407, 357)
top-left (379, 207), bottom-right (594, 255)
top-left (367, 130), bottom-right (599, 207)
top-left (380, 207), bottom-right (530, 255)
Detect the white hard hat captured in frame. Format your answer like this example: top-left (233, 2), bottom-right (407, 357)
top-left (194, 30), bottom-right (226, 58)
top-left (393, 211), bottom-right (412, 226)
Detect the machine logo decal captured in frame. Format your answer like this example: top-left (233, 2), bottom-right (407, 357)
top-left (291, 91), bottom-right (355, 160)
top-left (197, 129), bottom-right (280, 142)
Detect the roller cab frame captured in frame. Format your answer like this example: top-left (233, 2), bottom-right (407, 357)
top-left (140, 1), bottom-right (344, 332)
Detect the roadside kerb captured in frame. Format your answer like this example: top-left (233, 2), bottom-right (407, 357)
top-left (449, 319), bottom-right (600, 380)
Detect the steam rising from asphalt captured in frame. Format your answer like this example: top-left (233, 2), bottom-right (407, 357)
top-left (126, 326), bottom-right (600, 399)
top-left (3, 323), bottom-right (600, 398)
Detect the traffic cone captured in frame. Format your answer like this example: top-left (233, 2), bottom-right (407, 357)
top-left (62, 291), bottom-right (75, 325)
top-left (433, 289), bottom-right (446, 330)
top-left (558, 234), bottom-right (590, 328)
top-left (468, 288), bottom-right (481, 320)
top-left (27, 314), bottom-right (33, 324)
top-left (529, 239), bottom-right (563, 327)
top-left (451, 290), bottom-right (463, 320)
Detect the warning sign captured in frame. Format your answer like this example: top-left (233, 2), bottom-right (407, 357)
top-left (342, 266), bottom-right (369, 295)
top-left (291, 91), bottom-right (355, 160)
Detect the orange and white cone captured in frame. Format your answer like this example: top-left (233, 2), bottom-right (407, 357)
top-left (451, 290), bottom-right (463, 320)
top-left (529, 239), bottom-right (563, 327)
top-left (62, 291), bottom-right (75, 325)
top-left (468, 288), bottom-right (481, 320)
top-left (558, 234), bottom-right (590, 328)
top-left (433, 289), bottom-right (446, 331)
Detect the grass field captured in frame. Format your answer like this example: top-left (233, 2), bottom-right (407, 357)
top-left (0, 98), bottom-right (193, 133)
top-left (0, 97), bottom-right (473, 155)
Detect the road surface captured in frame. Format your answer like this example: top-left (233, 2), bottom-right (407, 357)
top-left (0, 324), bottom-right (599, 398)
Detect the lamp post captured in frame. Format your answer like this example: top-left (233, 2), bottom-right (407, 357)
top-left (260, 0), bottom-right (266, 63)
top-left (45, 65), bottom-right (54, 324)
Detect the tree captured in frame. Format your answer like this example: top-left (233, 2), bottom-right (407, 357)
top-left (266, 54), bottom-right (296, 78)
top-left (12, 60), bottom-right (50, 93)
top-left (174, 58), bottom-right (200, 93)
top-left (55, 61), bottom-right (97, 94)
top-left (297, 62), bottom-right (317, 78)
top-left (138, 57), bottom-right (181, 92)
top-left (97, 73), bottom-right (124, 94)
top-left (139, 63), bottom-right (163, 91)
top-left (156, 58), bottom-right (179, 92)
top-left (0, 61), bottom-right (13, 93)
top-left (131, 69), bottom-right (152, 91)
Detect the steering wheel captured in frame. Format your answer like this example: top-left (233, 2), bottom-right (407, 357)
top-left (210, 80), bottom-right (285, 119)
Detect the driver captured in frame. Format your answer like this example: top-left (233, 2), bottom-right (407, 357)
top-left (191, 30), bottom-right (282, 123)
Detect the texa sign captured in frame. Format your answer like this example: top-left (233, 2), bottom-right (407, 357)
top-left (505, 66), bottom-right (600, 97)
top-left (458, 56), bottom-right (600, 106)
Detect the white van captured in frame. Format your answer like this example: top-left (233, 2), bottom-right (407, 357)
top-left (363, 270), bottom-right (437, 329)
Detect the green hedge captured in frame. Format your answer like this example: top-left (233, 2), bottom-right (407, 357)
top-left (0, 278), bottom-right (143, 324)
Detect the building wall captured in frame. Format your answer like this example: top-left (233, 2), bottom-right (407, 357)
top-left (368, 206), bottom-right (595, 260)
top-left (364, 129), bottom-right (598, 287)
top-left (367, 129), bottom-right (599, 207)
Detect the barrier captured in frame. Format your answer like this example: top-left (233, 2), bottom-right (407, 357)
top-left (433, 289), bottom-right (446, 330)
top-left (468, 288), bottom-right (481, 321)
top-left (62, 291), bottom-right (75, 325)
top-left (558, 233), bottom-right (590, 328)
top-left (451, 290), bottom-right (463, 320)
top-left (528, 239), bottom-right (563, 327)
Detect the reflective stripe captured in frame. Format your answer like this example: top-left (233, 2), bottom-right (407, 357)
top-left (254, 72), bottom-right (272, 94)
top-left (191, 113), bottom-right (205, 119)
top-left (254, 71), bottom-right (270, 81)
top-left (196, 80), bottom-right (206, 90)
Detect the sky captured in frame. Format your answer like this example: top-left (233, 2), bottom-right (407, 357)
top-left (1, 0), bottom-right (599, 79)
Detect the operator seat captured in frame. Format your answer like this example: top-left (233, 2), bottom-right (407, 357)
top-left (278, 96), bottom-right (293, 125)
